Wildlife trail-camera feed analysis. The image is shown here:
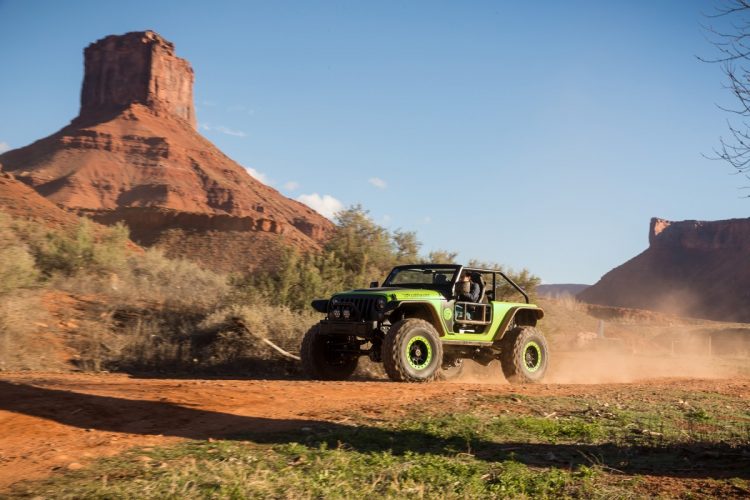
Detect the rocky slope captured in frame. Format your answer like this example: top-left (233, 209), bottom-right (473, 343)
top-left (0, 31), bottom-right (332, 271)
top-left (0, 172), bottom-right (81, 229)
top-left (578, 217), bottom-right (750, 322)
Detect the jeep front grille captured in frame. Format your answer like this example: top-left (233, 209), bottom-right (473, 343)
top-left (328, 296), bottom-right (377, 321)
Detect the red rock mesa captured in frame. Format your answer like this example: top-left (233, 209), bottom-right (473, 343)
top-left (0, 31), bottom-right (332, 271)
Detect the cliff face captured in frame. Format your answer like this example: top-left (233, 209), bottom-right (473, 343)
top-left (0, 31), bottom-right (332, 271)
top-left (578, 217), bottom-right (750, 322)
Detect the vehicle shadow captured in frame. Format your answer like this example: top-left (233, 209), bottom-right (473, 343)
top-left (0, 381), bottom-right (746, 480)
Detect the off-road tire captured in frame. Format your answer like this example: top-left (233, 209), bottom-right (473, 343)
top-left (382, 318), bottom-right (443, 382)
top-left (300, 325), bottom-right (358, 380)
top-left (500, 326), bottom-right (549, 384)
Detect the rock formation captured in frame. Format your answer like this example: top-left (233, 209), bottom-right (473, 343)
top-left (78, 31), bottom-right (196, 128)
top-left (0, 31), bottom-right (332, 271)
top-left (578, 217), bottom-right (750, 322)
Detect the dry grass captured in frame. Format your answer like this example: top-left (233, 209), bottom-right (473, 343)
top-left (0, 291), bottom-right (64, 371)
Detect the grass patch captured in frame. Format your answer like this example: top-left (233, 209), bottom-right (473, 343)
top-left (12, 439), bottom-right (617, 499)
top-left (9, 387), bottom-right (750, 498)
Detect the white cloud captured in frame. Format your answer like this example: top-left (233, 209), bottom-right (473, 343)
top-left (0, 141), bottom-right (9, 154)
top-left (199, 122), bottom-right (247, 138)
top-left (368, 177), bottom-right (387, 189)
top-left (297, 193), bottom-right (343, 219)
top-left (245, 167), bottom-right (269, 185)
top-left (283, 181), bottom-right (300, 191)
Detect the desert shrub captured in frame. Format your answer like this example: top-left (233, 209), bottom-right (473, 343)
top-left (120, 249), bottom-right (229, 310)
top-left (30, 219), bottom-right (130, 277)
top-left (0, 213), bottom-right (40, 294)
top-left (0, 245), bottom-right (39, 294)
top-left (199, 303), bottom-right (318, 359)
top-left (104, 303), bottom-right (317, 374)
top-left (111, 310), bottom-right (201, 371)
top-left (0, 291), bottom-right (61, 371)
top-left (232, 246), bottom-right (346, 310)
top-left (69, 316), bottom-right (123, 372)
top-left (53, 248), bottom-right (230, 312)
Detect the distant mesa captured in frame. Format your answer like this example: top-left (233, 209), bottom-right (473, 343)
top-left (578, 216), bottom-right (750, 323)
top-left (0, 31), bottom-right (332, 272)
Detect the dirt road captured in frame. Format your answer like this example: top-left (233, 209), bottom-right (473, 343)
top-left (1, 372), bottom-right (748, 492)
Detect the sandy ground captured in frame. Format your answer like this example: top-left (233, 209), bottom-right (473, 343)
top-left (1, 367), bottom-right (749, 492)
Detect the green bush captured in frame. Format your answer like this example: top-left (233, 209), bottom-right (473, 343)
top-left (31, 219), bottom-right (130, 277)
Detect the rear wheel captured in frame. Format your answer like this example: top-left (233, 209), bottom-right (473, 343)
top-left (500, 326), bottom-right (549, 383)
top-left (382, 319), bottom-right (443, 382)
top-left (300, 325), bottom-right (358, 380)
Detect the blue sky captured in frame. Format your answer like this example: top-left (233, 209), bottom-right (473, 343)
top-left (0, 0), bottom-right (746, 284)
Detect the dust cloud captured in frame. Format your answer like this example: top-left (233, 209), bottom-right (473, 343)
top-left (545, 351), bottom-right (741, 384)
top-left (445, 347), bottom-right (746, 385)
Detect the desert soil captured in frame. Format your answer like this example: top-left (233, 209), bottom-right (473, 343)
top-left (1, 370), bottom-right (749, 493)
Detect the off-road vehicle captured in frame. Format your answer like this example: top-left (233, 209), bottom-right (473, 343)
top-left (301, 264), bottom-right (548, 383)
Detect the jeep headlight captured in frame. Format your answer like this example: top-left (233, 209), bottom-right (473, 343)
top-left (332, 308), bottom-right (341, 319)
top-left (376, 297), bottom-right (386, 311)
top-left (342, 308), bottom-right (351, 319)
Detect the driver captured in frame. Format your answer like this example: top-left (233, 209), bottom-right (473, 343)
top-left (457, 272), bottom-right (480, 303)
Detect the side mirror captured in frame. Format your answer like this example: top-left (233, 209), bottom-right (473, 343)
top-left (370, 281), bottom-right (379, 288)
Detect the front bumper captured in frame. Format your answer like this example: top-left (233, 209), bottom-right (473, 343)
top-left (318, 320), bottom-right (378, 337)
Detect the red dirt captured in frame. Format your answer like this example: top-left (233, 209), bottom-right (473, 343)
top-left (0, 373), bottom-right (748, 493)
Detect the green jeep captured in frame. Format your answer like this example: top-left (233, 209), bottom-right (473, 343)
top-left (301, 264), bottom-right (549, 383)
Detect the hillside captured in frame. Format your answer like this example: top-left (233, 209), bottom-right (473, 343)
top-left (0, 172), bottom-right (81, 229)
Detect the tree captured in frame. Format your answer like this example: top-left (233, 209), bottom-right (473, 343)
top-left (425, 249), bottom-right (459, 264)
top-left (702, 1), bottom-right (750, 187)
top-left (392, 229), bottom-right (421, 263)
top-left (325, 205), bottom-right (394, 282)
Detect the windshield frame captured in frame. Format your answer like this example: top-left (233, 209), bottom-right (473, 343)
top-left (382, 264), bottom-right (462, 289)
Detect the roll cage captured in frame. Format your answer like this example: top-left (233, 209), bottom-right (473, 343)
top-left (382, 264), bottom-right (530, 304)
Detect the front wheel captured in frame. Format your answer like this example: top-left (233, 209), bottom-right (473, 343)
top-left (382, 319), bottom-right (443, 382)
top-left (500, 326), bottom-right (549, 383)
top-left (300, 325), bottom-right (358, 380)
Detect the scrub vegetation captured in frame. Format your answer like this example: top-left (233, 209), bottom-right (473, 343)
top-left (0, 207), bottom-right (539, 373)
